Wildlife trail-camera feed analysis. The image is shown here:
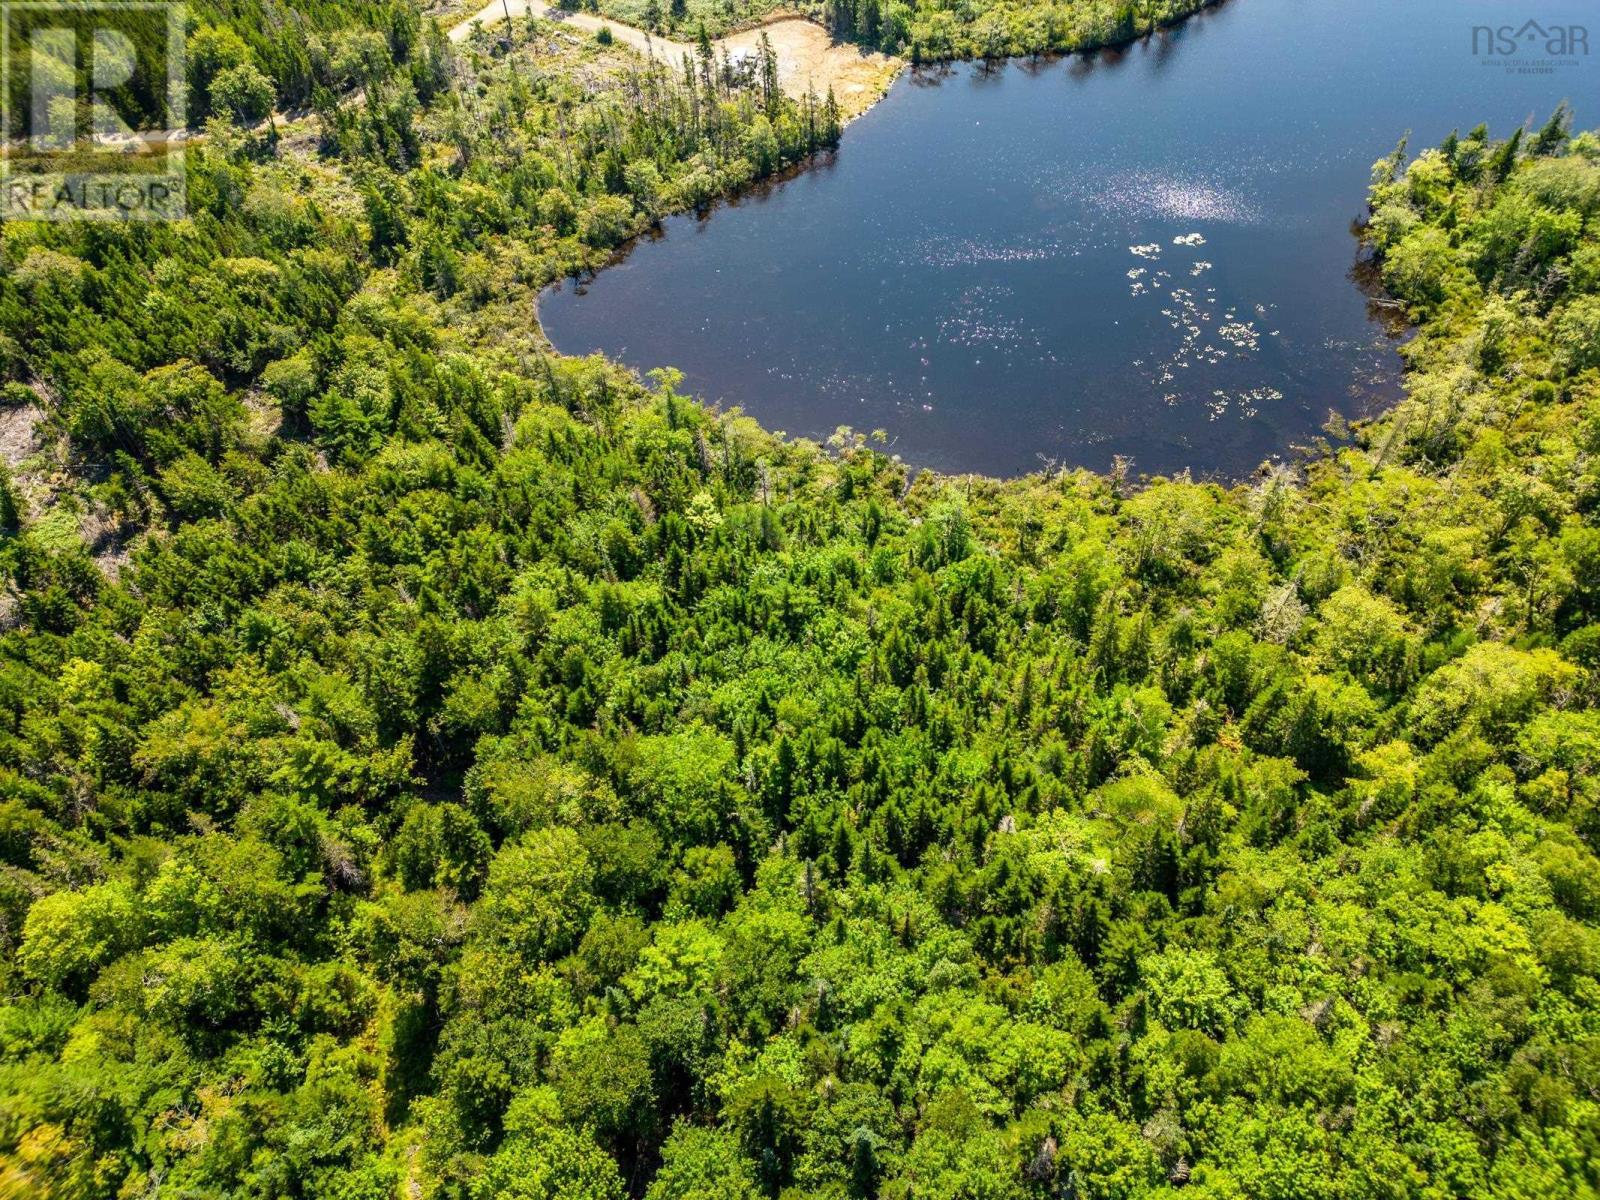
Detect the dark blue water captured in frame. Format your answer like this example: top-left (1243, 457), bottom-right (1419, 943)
top-left (539, 0), bottom-right (1593, 477)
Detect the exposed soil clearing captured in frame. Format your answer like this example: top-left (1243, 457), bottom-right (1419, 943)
top-left (450, 2), bottom-right (901, 116)
top-left (0, 403), bottom-right (43, 471)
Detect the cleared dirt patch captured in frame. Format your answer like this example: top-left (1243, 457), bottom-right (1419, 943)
top-left (451, 3), bottom-right (901, 117)
top-left (0, 403), bottom-right (43, 470)
top-left (723, 20), bottom-right (899, 116)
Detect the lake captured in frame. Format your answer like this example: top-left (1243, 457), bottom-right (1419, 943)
top-left (538, 0), bottom-right (1594, 477)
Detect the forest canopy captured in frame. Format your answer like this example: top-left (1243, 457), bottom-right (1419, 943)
top-left (1, 3), bottom-right (1599, 1199)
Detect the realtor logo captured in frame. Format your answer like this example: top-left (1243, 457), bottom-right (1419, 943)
top-left (1472, 19), bottom-right (1589, 73)
top-left (1, 2), bottom-right (187, 221)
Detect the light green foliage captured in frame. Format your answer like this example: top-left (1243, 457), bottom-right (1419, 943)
top-left (627, 727), bottom-right (743, 844)
top-left (17, 883), bottom-right (140, 992)
top-left (210, 61), bottom-right (277, 123)
top-left (1140, 947), bottom-right (1238, 1035)
top-left (624, 919), bottom-right (724, 1002)
top-left (476, 828), bottom-right (596, 964)
top-left (648, 1124), bottom-right (762, 1200)
top-left (476, 1116), bottom-right (628, 1200)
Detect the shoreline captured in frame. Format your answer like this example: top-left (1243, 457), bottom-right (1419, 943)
top-left (450, 0), bottom-right (1225, 125)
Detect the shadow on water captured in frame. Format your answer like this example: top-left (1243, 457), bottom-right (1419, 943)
top-left (1348, 229), bottom-right (1415, 343)
top-left (557, 149), bottom-right (846, 295)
